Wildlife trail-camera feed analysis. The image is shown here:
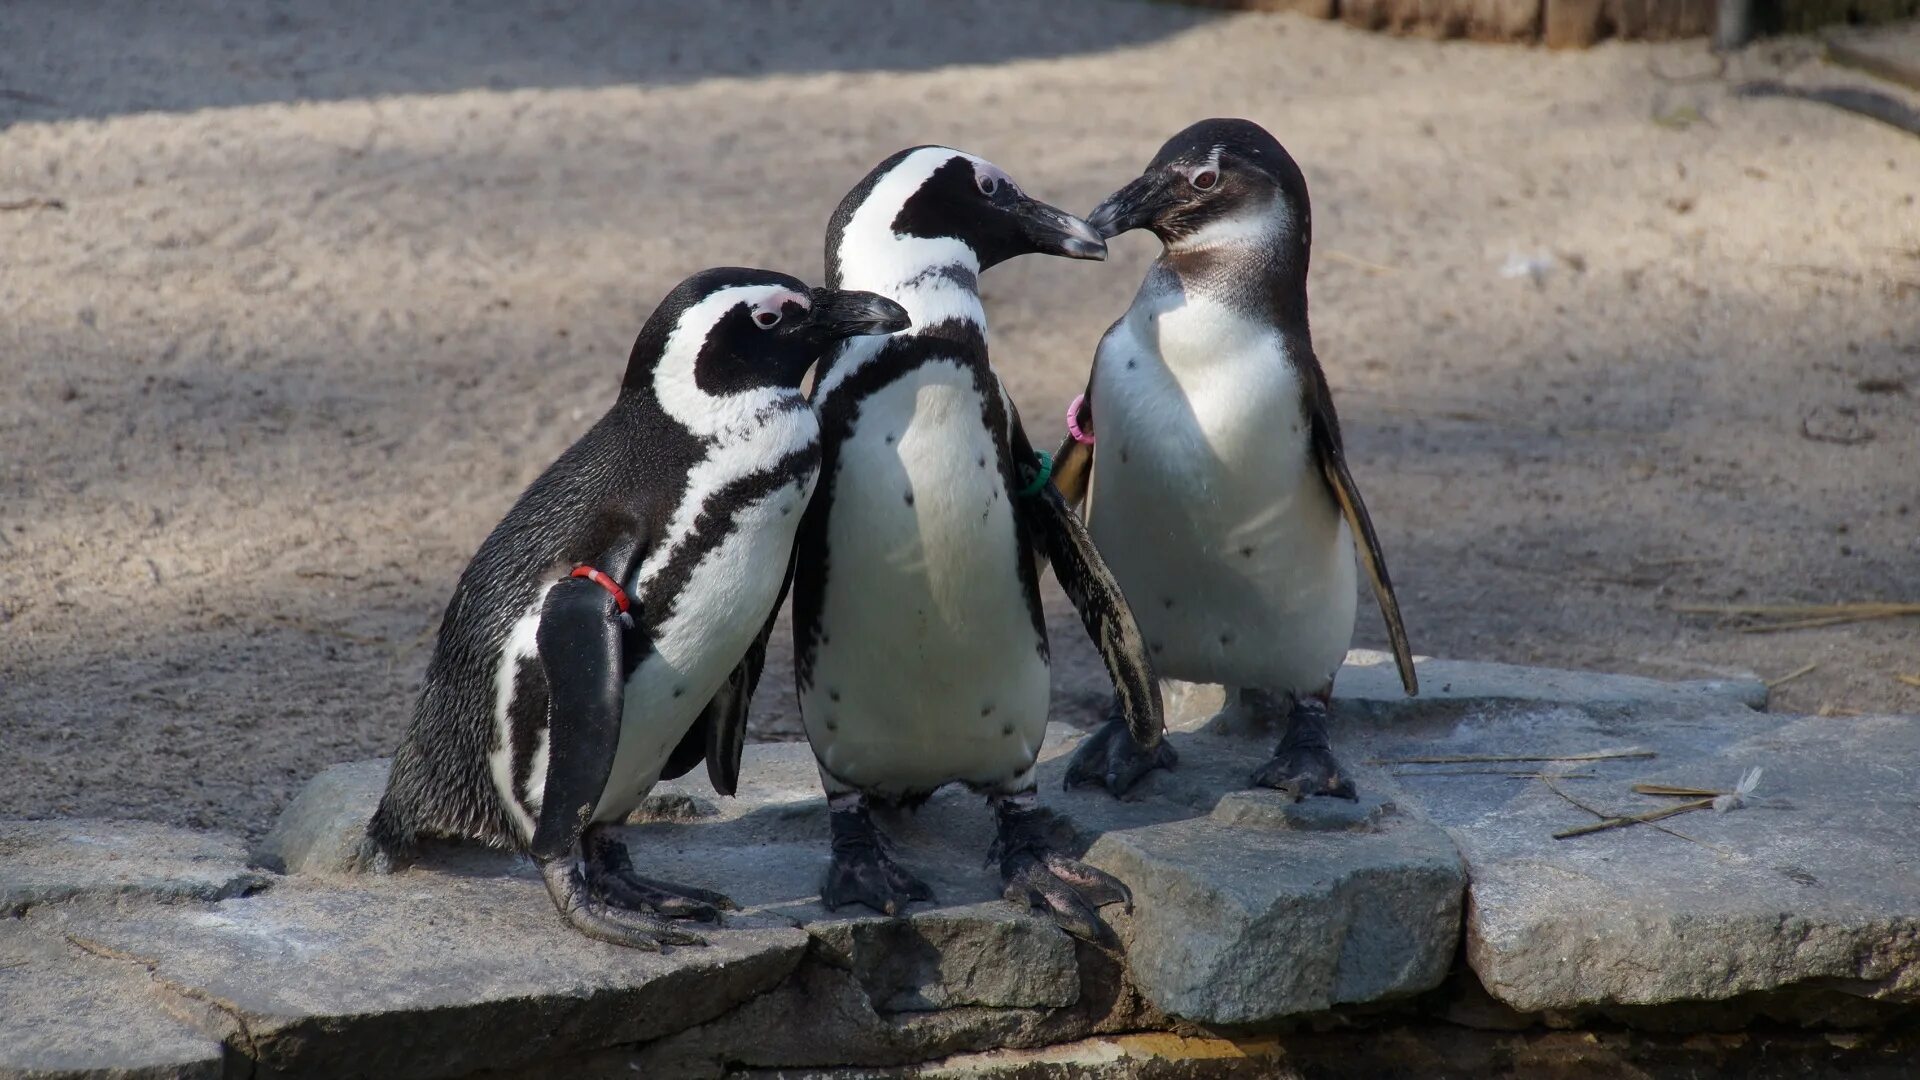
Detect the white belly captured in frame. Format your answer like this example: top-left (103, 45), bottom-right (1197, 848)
top-left (1087, 296), bottom-right (1356, 694)
top-left (803, 362), bottom-right (1050, 798)
top-left (592, 471), bottom-right (816, 820)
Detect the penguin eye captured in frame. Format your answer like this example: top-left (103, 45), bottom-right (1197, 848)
top-left (1190, 168), bottom-right (1219, 192)
top-left (753, 310), bottom-right (781, 329)
top-left (976, 174), bottom-right (999, 197)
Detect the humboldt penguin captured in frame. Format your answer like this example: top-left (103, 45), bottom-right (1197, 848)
top-left (1054, 118), bottom-right (1417, 798)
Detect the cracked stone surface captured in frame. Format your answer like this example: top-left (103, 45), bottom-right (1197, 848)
top-left (1352, 697), bottom-right (1920, 1012)
top-left (26, 857), bottom-right (807, 1080)
top-left (0, 920), bottom-right (227, 1080)
top-left (15, 657), bottom-right (1920, 1078)
top-left (0, 818), bottom-right (269, 916)
top-left (1055, 727), bottom-right (1464, 1025)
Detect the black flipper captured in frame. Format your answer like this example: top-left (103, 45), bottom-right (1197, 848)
top-left (529, 543), bottom-right (645, 863)
top-left (1301, 348), bottom-right (1418, 697)
top-left (1012, 415), bottom-right (1162, 750)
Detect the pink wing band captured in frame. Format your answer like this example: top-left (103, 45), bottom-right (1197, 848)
top-left (1066, 393), bottom-right (1094, 445)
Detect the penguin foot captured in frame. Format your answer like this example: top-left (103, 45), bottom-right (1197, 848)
top-left (539, 858), bottom-right (707, 951)
top-left (1063, 715), bottom-right (1178, 797)
top-left (1249, 695), bottom-right (1356, 801)
top-left (584, 827), bottom-right (735, 922)
top-left (992, 799), bottom-right (1130, 948)
top-left (821, 798), bottom-right (934, 917)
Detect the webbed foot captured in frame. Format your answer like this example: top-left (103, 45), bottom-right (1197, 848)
top-left (1249, 694), bottom-right (1356, 801)
top-left (539, 858), bottom-right (708, 951)
top-left (1063, 714), bottom-right (1178, 797)
top-left (584, 827), bottom-right (735, 923)
top-left (992, 796), bottom-right (1130, 947)
top-left (820, 795), bottom-right (934, 916)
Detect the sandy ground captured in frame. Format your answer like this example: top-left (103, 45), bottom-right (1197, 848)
top-left (2, 2), bottom-right (1916, 838)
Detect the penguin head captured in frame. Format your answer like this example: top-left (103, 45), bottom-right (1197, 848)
top-left (1087, 119), bottom-right (1310, 255)
top-left (827, 147), bottom-right (1107, 285)
top-left (623, 268), bottom-right (908, 403)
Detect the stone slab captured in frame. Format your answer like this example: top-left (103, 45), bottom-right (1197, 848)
top-left (0, 819), bottom-right (269, 916)
top-left (29, 859), bottom-right (807, 1080)
top-left (636, 724), bottom-right (1464, 1029)
top-left (636, 730), bottom-right (1089, 1015)
top-left (0, 920), bottom-right (227, 1080)
top-left (624, 951), bottom-right (1152, 1078)
top-left (1353, 698), bottom-right (1920, 1012)
top-left (263, 717), bottom-right (1465, 1034)
top-left (1055, 727), bottom-right (1464, 1026)
top-left (1164, 651), bottom-right (1764, 733)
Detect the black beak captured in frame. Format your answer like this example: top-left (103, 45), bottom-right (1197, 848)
top-left (1086, 172), bottom-right (1170, 240)
top-left (809, 288), bottom-right (911, 339)
top-left (1009, 195), bottom-right (1107, 261)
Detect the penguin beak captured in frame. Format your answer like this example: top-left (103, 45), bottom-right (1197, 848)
top-left (1086, 173), bottom-right (1170, 240)
top-left (809, 288), bottom-right (912, 339)
top-left (1009, 196), bottom-right (1107, 261)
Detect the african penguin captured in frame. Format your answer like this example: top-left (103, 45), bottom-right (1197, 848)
top-left (364, 268), bottom-right (909, 949)
top-left (1054, 118), bottom-right (1417, 799)
top-left (792, 147), bottom-right (1163, 944)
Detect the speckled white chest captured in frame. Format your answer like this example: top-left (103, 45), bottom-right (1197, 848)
top-left (1087, 287), bottom-right (1355, 694)
top-left (802, 357), bottom-right (1050, 799)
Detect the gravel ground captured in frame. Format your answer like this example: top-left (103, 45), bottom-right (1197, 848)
top-left (2, 1), bottom-right (1916, 837)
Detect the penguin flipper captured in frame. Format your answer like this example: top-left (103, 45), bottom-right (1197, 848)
top-left (529, 572), bottom-right (646, 861)
top-left (1023, 482), bottom-right (1163, 749)
top-left (1306, 372), bottom-right (1418, 697)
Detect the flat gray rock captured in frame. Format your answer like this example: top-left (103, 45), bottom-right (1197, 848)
top-left (1357, 700), bottom-right (1920, 1012)
top-left (1056, 730), bottom-right (1464, 1025)
top-left (252, 758), bottom-right (389, 875)
top-left (637, 725), bottom-right (1464, 1029)
top-left (32, 857), bottom-right (807, 1080)
top-left (0, 921), bottom-right (227, 1080)
top-left (0, 818), bottom-right (269, 916)
top-left (1163, 650), bottom-right (1765, 733)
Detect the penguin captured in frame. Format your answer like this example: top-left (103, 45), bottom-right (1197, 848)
top-left (363, 268), bottom-right (909, 949)
top-left (1053, 119), bottom-right (1417, 799)
top-left (792, 147), bottom-right (1164, 945)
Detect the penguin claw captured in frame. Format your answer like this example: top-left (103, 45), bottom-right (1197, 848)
top-left (1063, 716), bottom-right (1176, 797)
top-left (541, 860), bottom-right (708, 950)
top-left (589, 869), bottom-right (727, 923)
top-left (563, 900), bottom-right (709, 951)
top-left (581, 826), bottom-right (736, 920)
top-left (1250, 745), bottom-right (1357, 801)
top-left (821, 848), bottom-right (935, 917)
top-left (992, 802), bottom-right (1129, 947)
top-left (1002, 851), bottom-right (1121, 948)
